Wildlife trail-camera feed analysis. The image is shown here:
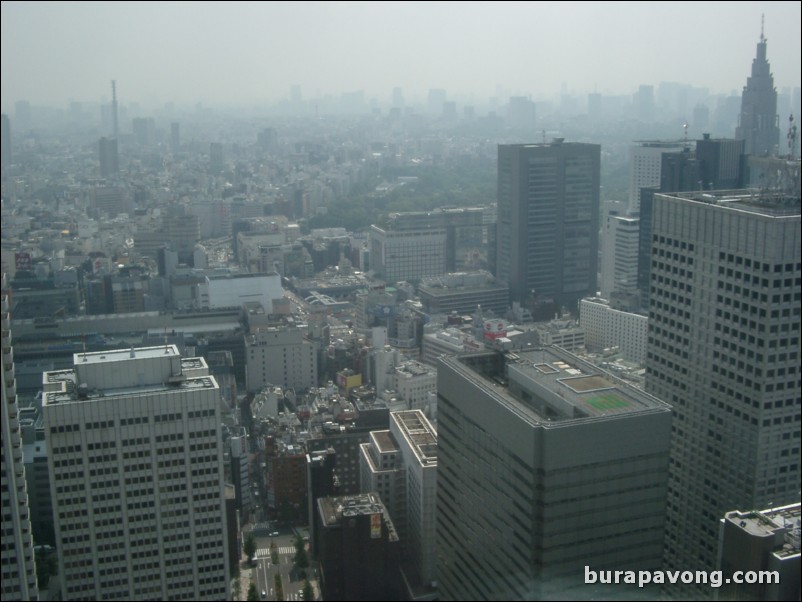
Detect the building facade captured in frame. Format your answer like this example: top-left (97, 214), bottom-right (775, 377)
top-left (369, 225), bottom-right (447, 285)
top-left (735, 25), bottom-right (780, 156)
top-left (628, 140), bottom-right (685, 214)
top-left (317, 493), bottom-right (400, 601)
top-left (718, 503), bottom-right (800, 601)
top-left (496, 141), bottom-right (600, 309)
top-left (245, 326), bottom-right (317, 393)
top-left (646, 190), bottom-right (800, 587)
top-left (360, 410), bottom-right (438, 591)
top-left (600, 214), bottom-right (640, 300)
top-left (42, 346), bottom-right (230, 600)
top-left (579, 297), bottom-right (649, 364)
top-left (1, 284), bottom-right (39, 601)
top-left (437, 347), bottom-right (672, 599)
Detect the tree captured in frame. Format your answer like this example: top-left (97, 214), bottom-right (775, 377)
top-left (294, 546), bottom-right (309, 569)
top-left (244, 532), bottom-right (257, 564)
top-left (247, 583), bottom-right (259, 601)
top-left (303, 579), bottom-right (314, 601)
top-left (294, 535), bottom-right (309, 569)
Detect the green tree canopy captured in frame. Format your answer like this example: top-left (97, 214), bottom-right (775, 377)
top-left (244, 532), bottom-right (257, 563)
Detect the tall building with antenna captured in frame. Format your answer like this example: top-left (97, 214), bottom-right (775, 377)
top-left (735, 17), bottom-right (780, 156)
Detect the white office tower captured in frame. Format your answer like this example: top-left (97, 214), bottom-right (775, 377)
top-left (360, 410), bottom-right (438, 596)
top-left (1, 285), bottom-right (39, 600)
top-left (600, 213), bottom-right (640, 300)
top-left (628, 140), bottom-right (685, 213)
top-left (646, 190), bottom-right (800, 595)
top-left (43, 346), bottom-right (230, 601)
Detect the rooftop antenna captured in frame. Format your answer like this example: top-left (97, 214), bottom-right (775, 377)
top-left (164, 324), bottom-right (169, 354)
top-left (760, 13), bottom-right (765, 43)
top-left (788, 114), bottom-right (797, 160)
top-left (111, 80), bottom-right (119, 139)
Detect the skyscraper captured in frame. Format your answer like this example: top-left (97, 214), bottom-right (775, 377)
top-left (43, 346), bottom-right (230, 600)
top-left (628, 140), bottom-right (686, 214)
top-left (98, 137), bottom-right (119, 178)
top-left (718, 503), bottom-right (800, 601)
top-left (735, 21), bottom-right (780, 156)
top-left (600, 213), bottom-right (640, 300)
top-left (1, 280), bottom-right (39, 601)
top-left (360, 410), bottom-right (438, 593)
top-left (437, 347), bottom-right (672, 599)
top-left (646, 189), bottom-right (800, 591)
top-left (496, 141), bottom-right (600, 311)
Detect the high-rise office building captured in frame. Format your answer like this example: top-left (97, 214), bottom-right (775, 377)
top-left (718, 503), bottom-right (800, 601)
top-left (43, 346), bottom-right (230, 600)
top-left (637, 136), bottom-right (746, 308)
top-left (496, 141), bottom-right (600, 311)
top-left (360, 410), bottom-right (438, 593)
top-left (646, 190), bottom-right (800, 591)
top-left (1, 281), bottom-right (40, 601)
top-left (600, 213), bottom-right (640, 300)
top-left (735, 22), bottom-right (780, 156)
top-left (437, 347), bottom-right (672, 599)
top-left (628, 140), bottom-right (686, 213)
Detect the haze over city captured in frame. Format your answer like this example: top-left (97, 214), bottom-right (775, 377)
top-left (2, 1), bottom-right (801, 601)
top-left (2, 0), bottom-right (801, 109)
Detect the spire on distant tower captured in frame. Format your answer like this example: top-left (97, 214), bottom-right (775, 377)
top-left (760, 13), bottom-right (765, 43)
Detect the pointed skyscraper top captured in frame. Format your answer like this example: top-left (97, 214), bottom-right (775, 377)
top-left (735, 15), bottom-right (779, 156)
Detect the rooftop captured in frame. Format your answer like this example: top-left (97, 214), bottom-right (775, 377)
top-left (448, 347), bottom-right (669, 425)
top-left (658, 189), bottom-right (800, 217)
top-left (392, 410), bottom-right (437, 467)
top-left (725, 504), bottom-right (801, 559)
top-left (73, 344), bottom-right (179, 365)
top-left (318, 493), bottom-right (399, 541)
top-left (372, 430), bottom-right (399, 454)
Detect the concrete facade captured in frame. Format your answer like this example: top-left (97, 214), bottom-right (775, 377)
top-left (437, 347), bottom-right (672, 599)
top-left (42, 346), bottom-right (230, 600)
top-left (646, 190), bottom-right (800, 587)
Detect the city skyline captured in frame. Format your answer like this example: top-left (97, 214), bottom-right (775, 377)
top-left (2, 1), bottom-right (801, 111)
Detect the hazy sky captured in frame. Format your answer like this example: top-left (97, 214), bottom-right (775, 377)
top-left (2, 1), bottom-right (801, 110)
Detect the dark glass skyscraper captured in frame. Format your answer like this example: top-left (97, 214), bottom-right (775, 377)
top-left (496, 141), bottom-right (600, 311)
